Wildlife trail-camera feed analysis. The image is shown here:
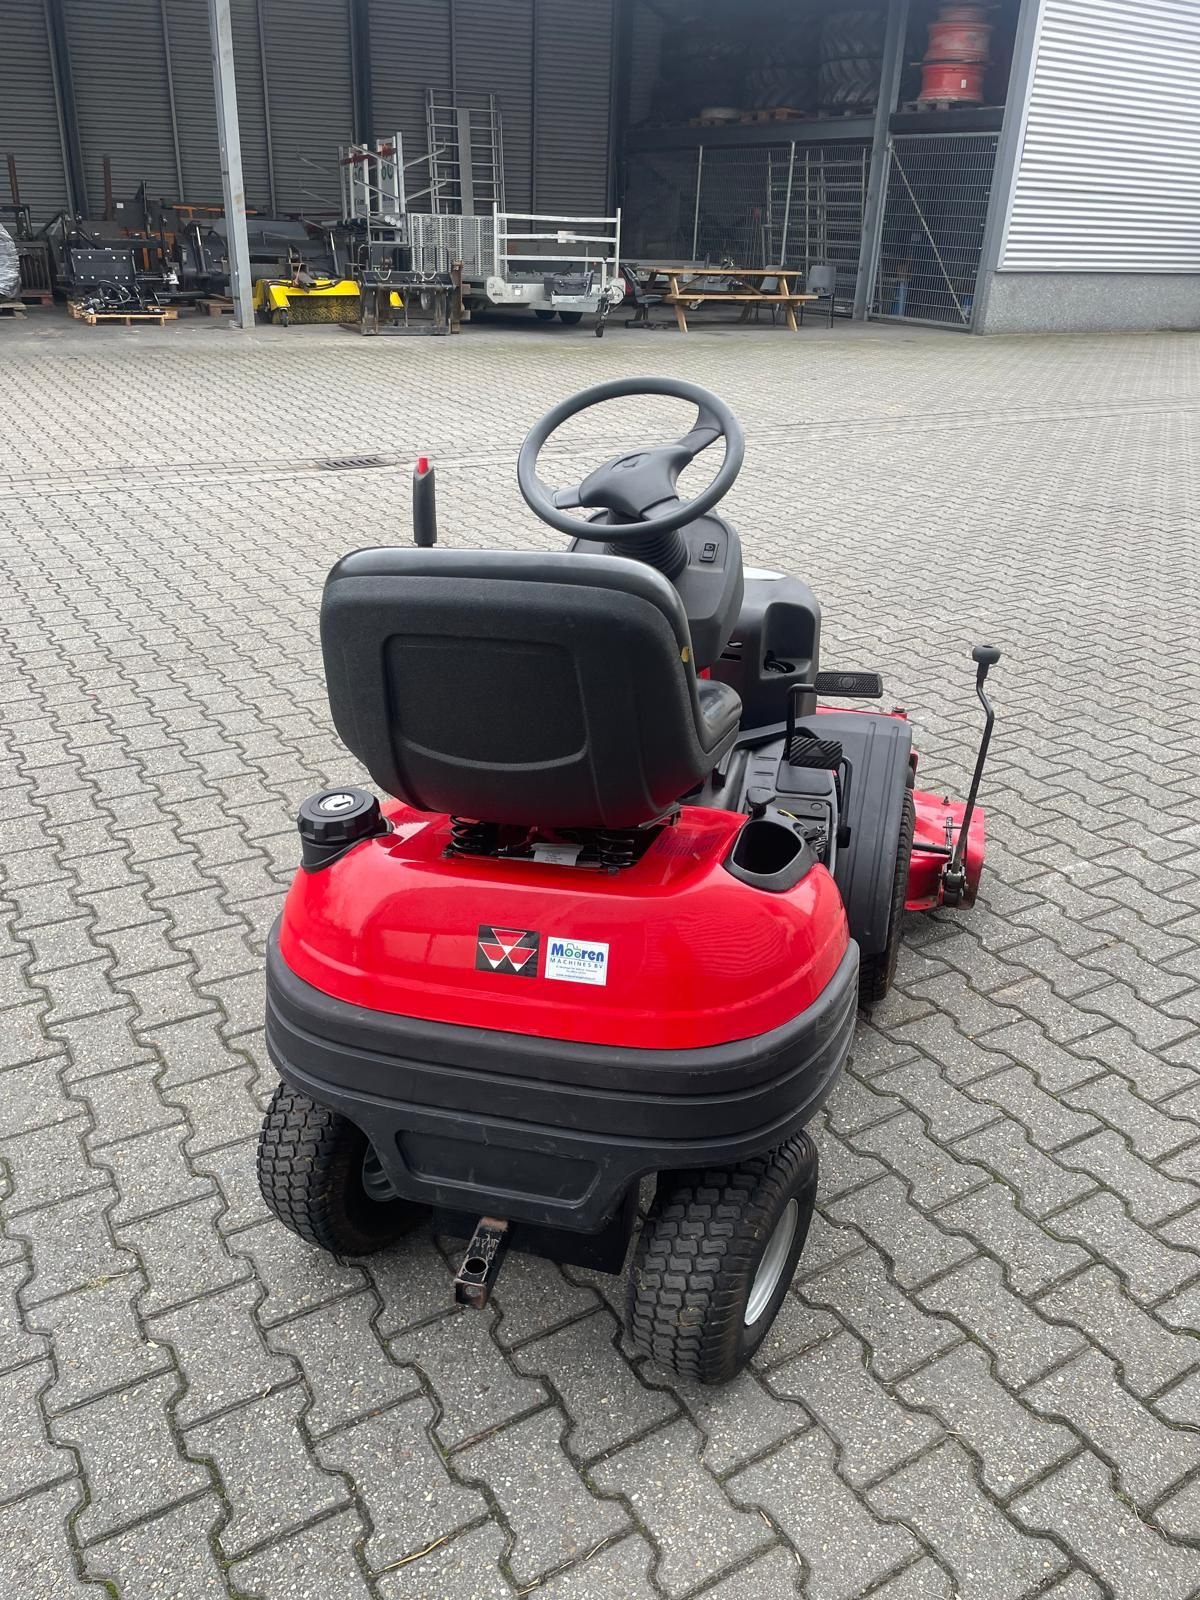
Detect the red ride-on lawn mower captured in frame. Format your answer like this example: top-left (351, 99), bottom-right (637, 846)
top-left (258, 378), bottom-right (1000, 1383)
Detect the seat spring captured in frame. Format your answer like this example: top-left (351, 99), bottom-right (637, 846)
top-left (449, 817), bottom-right (496, 855)
top-left (596, 828), bottom-right (637, 869)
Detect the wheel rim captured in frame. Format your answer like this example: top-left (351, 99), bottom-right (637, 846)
top-left (361, 1146), bottom-right (394, 1203)
top-left (744, 1199), bottom-right (799, 1325)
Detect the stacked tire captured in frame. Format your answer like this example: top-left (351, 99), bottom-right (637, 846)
top-left (818, 6), bottom-right (886, 112)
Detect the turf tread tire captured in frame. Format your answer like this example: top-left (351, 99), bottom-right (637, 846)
top-left (858, 784), bottom-right (916, 1006)
top-left (257, 1081), bottom-right (422, 1255)
top-left (627, 1132), bottom-right (818, 1383)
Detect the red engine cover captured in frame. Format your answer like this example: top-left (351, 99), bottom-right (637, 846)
top-left (278, 805), bottom-right (851, 1051)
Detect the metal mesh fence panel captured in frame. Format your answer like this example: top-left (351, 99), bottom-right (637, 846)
top-left (869, 133), bottom-right (999, 327)
top-left (621, 138), bottom-right (868, 302)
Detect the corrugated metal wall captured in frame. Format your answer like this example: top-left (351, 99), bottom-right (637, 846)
top-left (163, 0), bottom-right (274, 210)
top-left (260, 0), bottom-right (354, 211)
top-left (1000, 0), bottom-right (1200, 272)
top-left (1, 0), bottom-right (613, 226)
top-left (65, 0), bottom-right (180, 213)
top-left (368, 0), bottom-right (451, 205)
top-left (533, 0), bottom-right (613, 212)
top-left (0, 1), bottom-right (69, 223)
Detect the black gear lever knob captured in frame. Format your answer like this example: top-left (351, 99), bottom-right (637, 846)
top-left (972, 644), bottom-right (1001, 668)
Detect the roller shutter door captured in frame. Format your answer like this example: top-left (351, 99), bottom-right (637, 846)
top-left (0, 0), bottom-right (70, 223)
top-left (369, 0), bottom-right (450, 208)
top-left (162, 0), bottom-right (273, 210)
top-left (1000, 0), bottom-right (1200, 272)
top-left (65, 0), bottom-right (180, 213)
top-left (455, 0), bottom-right (533, 214)
top-left (533, 0), bottom-right (612, 213)
top-left (260, 0), bottom-right (354, 212)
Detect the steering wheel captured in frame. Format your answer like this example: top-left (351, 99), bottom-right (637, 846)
top-left (516, 377), bottom-right (745, 541)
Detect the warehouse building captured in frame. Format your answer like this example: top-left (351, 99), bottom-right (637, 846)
top-left (1, 0), bottom-right (1196, 335)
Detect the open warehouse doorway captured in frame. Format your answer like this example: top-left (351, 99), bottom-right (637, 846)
top-left (617, 0), bottom-right (1024, 328)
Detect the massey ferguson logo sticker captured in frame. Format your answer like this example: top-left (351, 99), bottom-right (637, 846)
top-left (476, 926), bottom-right (540, 977)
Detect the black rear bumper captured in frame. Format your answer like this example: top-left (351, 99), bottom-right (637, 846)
top-left (265, 929), bottom-right (858, 1232)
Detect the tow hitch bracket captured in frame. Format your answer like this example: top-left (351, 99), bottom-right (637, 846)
top-left (454, 1217), bottom-right (510, 1309)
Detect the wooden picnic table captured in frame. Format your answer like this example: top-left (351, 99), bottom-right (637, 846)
top-left (638, 265), bottom-right (818, 333)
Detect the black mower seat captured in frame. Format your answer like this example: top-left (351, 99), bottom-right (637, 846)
top-left (321, 547), bottom-right (742, 830)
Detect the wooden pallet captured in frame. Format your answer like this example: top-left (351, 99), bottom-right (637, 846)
top-left (19, 291), bottom-right (54, 306)
top-left (196, 297), bottom-right (234, 316)
top-left (68, 301), bottom-right (178, 327)
top-left (692, 107), bottom-right (809, 127)
top-left (0, 300), bottom-right (26, 318)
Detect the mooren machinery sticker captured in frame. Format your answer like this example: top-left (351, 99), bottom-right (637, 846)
top-left (545, 936), bottom-right (609, 986)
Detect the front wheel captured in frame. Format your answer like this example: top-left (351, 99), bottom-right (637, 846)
top-left (533, 308), bottom-right (557, 322)
top-left (257, 1082), bottom-right (425, 1254)
top-left (858, 785), bottom-right (916, 1006)
top-left (627, 1133), bottom-right (818, 1383)
top-left (558, 310), bottom-right (583, 325)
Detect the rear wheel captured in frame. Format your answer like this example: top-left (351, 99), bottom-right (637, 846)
top-left (257, 1081), bottom-right (425, 1254)
top-left (533, 308), bottom-right (557, 321)
top-left (858, 784), bottom-right (916, 1006)
top-left (627, 1133), bottom-right (818, 1383)
top-left (558, 310), bottom-right (583, 325)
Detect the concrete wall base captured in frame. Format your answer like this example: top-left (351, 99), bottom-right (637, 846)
top-left (975, 272), bottom-right (1200, 335)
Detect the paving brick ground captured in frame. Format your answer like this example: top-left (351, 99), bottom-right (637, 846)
top-left (1, 309), bottom-right (1199, 1598)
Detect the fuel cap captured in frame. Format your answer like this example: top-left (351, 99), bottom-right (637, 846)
top-left (298, 787), bottom-right (382, 848)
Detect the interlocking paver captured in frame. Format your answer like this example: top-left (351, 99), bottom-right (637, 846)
top-left (226, 1508), bottom-right (375, 1599)
top-left (936, 1186), bottom-right (1090, 1295)
top-left (673, 1368), bottom-right (806, 1475)
top-left (868, 1440), bottom-right (1068, 1598)
top-left (916, 1257), bottom-right (1086, 1388)
top-left (461, 1407), bottom-right (629, 1587)
top-left (390, 1306), bottom-right (547, 1451)
top-left (827, 1176), bottom-right (976, 1287)
top-left (896, 1344), bottom-right (1076, 1496)
top-left (31, 1276), bottom-right (171, 1411)
top-left (1012, 1452), bottom-right (1200, 1600)
top-left (84, 1494), bottom-right (229, 1599)
top-left (1046, 1192), bottom-right (1200, 1303)
top-left (512, 1308), bottom-right (677, 1459)
top-left (730, 1429), bottom-right (919, 1600)
top-left (590, 1416), bottom-right (771, 1596)
top-left (188, 1384), bottom-right (348, 1558)
top-left (51, 1371), bottom-right (209, 1542)
top-left (5, 323), bottom-right (1200, 1600)
top-left (490, 1249), bottom-right (602, 1347)
top-left (800, 1241), bottom-right (961, 1381)
top-left (375, 1519), bottom-right (514, 1600)
top-left (0, 1358), bottom-right (77, 1501)
top-left (147, 1278), bottom-right (296, 1427)
top-left (769, 1329), bottom-right (941, 1487)
top-left (117, 1192), bottom-right (248, 1313)
top-left (1025, 1348), bottom-right (1200, 1506)
top-left (0, 1480), bottom-right (96, 1595)
top-left (266, 1290), bottom-right (420, 1435)
top-left (316, 1394), bottom-right (487, 1571)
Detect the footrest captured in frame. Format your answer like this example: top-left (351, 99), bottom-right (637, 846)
top-left (787, 733), bottom-right (844, 769)
top-left (815, 670), bottom-right (884, 699)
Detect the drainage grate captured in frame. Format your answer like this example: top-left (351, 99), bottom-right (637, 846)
top-left (319, 455), bottom-right (393, 472)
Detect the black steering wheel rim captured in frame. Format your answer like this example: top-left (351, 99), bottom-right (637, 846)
top-left (516, 376), bottom-right (745, 540)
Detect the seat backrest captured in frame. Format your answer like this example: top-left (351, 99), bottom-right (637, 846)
top-left (807, 262), bottom-right (837, 297)
top-left (320, 548), bottom-right (739, 829)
